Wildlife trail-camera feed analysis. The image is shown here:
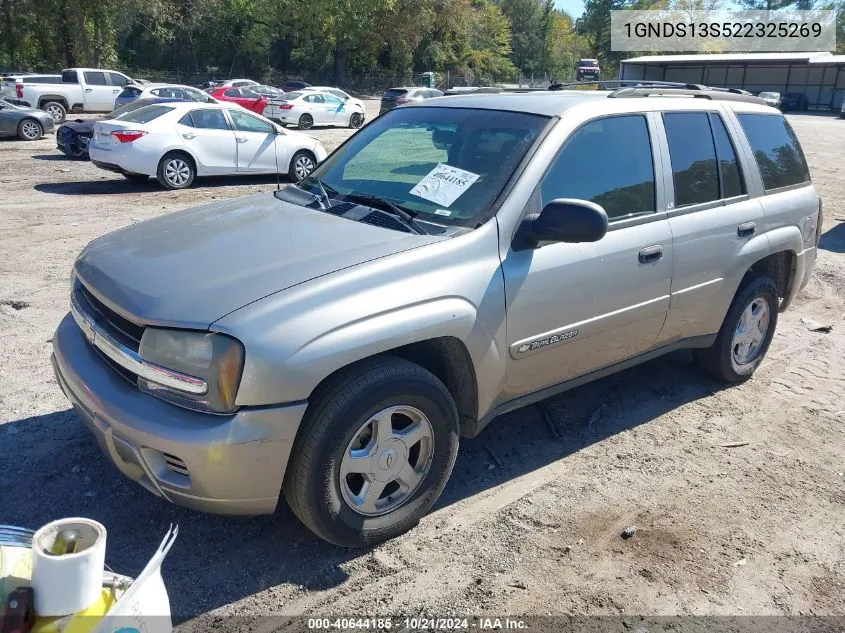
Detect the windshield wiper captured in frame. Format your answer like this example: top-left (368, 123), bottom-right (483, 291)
top-left (342, 192), bottom-right (427, 235)
top-left (296, 176), bottom-right (337, 210)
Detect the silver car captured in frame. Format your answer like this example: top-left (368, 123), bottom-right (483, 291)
top-left (52, 87), bottom-right (821, 546)
top-left (0, 98), bottom-right (55, 140)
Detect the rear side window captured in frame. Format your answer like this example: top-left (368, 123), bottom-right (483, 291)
top-left (663, 112), bottom-right (719, 207)
top-left (541, 115), bottom-right (655, 220)
top-left (62, 70), bottom-right (78, 83)
top-left (84, 71), bottom-right (107, 85)
top-left (384, 89), bottom-right (408, 98)
top-left (708, 113), bottom-right (745, 199)
top-left (182, 108), bottom-right (230, 130)
top-left (737, 113), bottom-right (810, 190)
top-left (224, 88), bottom-right (241, 98)
top-left (118, 104), bottom-right (173, 123)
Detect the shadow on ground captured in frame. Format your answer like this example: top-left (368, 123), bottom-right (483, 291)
top-left (34, 174), bottom-right (289, 195)
top-left (0, 350), bottom-right (723, 621)
top-left (819, 221), bottom-right (845, 254)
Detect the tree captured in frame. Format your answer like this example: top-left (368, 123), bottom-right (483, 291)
top-left (497, 0), bottom-right (554, 74)
top-left (467, 0), bottom-right (516, 81)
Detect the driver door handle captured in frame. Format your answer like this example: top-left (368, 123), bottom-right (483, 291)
top-left (638, 245), bottom-right (664, 264)
top-left (182, 133), bottom-right (196, 139)
top-left (236, 137), bottom-right (249, 143)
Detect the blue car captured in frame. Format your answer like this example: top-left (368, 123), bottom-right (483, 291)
top-left (57, 97), bottom-right (187, 159)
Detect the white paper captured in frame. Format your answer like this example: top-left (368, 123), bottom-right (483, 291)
top-left (409, 164), bottom-right (480, 207)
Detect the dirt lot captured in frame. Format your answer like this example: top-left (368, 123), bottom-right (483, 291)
top-left (1, 101), bottom-right (844, 625)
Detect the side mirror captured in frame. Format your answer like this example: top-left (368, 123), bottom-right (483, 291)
top-left (514, 199), bottom-right (608, 251)
top-left (274, 125), bottom-right (285, 135)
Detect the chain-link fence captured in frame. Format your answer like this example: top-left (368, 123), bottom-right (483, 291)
top-left (122, 67), bottom-right (557, 96)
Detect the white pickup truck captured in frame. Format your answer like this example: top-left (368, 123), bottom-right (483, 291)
top-left (3, 68), bottom-right (136, 123)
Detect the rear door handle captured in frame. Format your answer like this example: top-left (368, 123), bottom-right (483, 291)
top-left (737, 222), bottom-right (756, 238)
top-left (236, 137), bottom-right (248, 143)
top-left (638, 245), bottom-right (664, 264)
top-left (182, 133), bottom-right (196, 139)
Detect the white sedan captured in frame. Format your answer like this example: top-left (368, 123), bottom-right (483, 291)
top-left (264, 90), bottom-right (365, 130)
top-left (302, 86), bottom-right (366, 115)
top-left (89, 101), bottom-right (327, 189)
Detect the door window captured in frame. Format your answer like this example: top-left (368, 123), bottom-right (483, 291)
top-left (305, 94), bottom-right (325, 103)
top-left (540, 115), bottom-right (656, 220)
top-left (108, 72), bottom-right (129, 86)
top-left (241, 89), bottom-right (261, 99)
top-left (83, 71), bottom-right (107, 86)
top-left (708, 113), bottom-right (745, 198)
top-left (229, 109), bottom-right (274, 133)
top-left (736, 113), bottom-right (810, 190)
top-left (184, 88), bottom-right (215, 103)
top-left (224, 88), bottom-right (241, 98)
top-left (181, 109), bottom-right (231, 130)
top-left (662, 112), bottom-right (719, 207)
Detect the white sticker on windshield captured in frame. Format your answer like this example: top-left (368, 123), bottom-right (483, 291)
top-left (409, 163), bottom-right (480, 208)
top-left (434, 209), bottom-right (452, 216)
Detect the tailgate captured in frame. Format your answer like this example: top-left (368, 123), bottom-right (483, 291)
top-left (1, 78), bottom-right (18, 99)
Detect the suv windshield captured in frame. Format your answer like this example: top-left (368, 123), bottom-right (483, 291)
top-left (300, 106), bottom-right (549, 228)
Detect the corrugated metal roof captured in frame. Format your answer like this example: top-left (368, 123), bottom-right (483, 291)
top-left (622, 52), bottom-right (833, 64)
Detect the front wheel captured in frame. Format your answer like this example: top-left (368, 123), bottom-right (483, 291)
top-left (694, 276), bottom-right (779, 383)
top-left (288, 150), bottom-right (316, 181)
top-left (283, 357), bottom-right (460, 546)
top-left (348, 112), bottom-right (364, 128)
top-left (156, 153), bottom-right (195, 189)
top-left (18, 119), bottom-right (43, 140)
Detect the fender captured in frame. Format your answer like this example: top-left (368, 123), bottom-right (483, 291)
top-left (37, 94), bottom-right (69, 107)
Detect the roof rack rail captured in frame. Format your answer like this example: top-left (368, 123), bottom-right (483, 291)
top-left (608, 85), bottom-right (765, 104)
top-left (548, 80), bottom-right (697, 91)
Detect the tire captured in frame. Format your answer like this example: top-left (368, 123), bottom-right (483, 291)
top-left (288, 150), bottom-right (316, 182)
top-left (297, 113), bottom-right (313, 130)
top-left (283, 356), bottom-right (460, 547)
top-left (42, 101), bottom-right (66, 124)
top-left (122, 173), bottom-right (149, 181)
top-left (17, 119), bottom-right (42, 141)
top-left (348, 112), bottom-right (364, 129)
top-left (693, 275), bottom-right (779, 383)
top-left (156, 153), bottom-right (195, 189)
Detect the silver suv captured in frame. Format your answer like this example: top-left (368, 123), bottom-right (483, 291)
top-left (52, 86), bottom-right (821, 546)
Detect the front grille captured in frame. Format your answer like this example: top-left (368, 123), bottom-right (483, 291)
top-left (74, 281), bottom-right (145, 351)
top-left (162, 453), bottom-right (189, 477)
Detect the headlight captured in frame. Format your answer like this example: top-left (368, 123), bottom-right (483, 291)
top-left (138, 328), bottom-right (244, 414)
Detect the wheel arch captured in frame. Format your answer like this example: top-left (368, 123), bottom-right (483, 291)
top-left (37, 95), bottom-right (69, 109)
top-left (739, 249), bottom-right (798, 312)
top-left (160, 148), bottom-right (199, 173)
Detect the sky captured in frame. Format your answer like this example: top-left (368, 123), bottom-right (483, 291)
top-left (555, 0), bottom-right (586, 19)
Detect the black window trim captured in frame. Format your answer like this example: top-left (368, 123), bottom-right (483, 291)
top-left (530, 112), bottom-right (664, 234)
top-left (660, 109), bottom-right (751, 219)
top-left (707, 112), bottom-right (747, 202)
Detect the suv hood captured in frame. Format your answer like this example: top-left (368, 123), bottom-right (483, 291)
top-left (75, 192), bottom-right (445, 329)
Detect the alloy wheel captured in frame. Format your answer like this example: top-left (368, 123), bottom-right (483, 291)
top-left (339, 405), bottom-right (435, 516)
top-left (731, 297), bottom-right (770, 365)
top-left (164, 158), bottom-right (191, 187)
top-left (350, 112), bottom-right (363, 128)
top-left (21, 121), bottom-right (41, 139)
top-left (46, 105), bottom-right (63, 122)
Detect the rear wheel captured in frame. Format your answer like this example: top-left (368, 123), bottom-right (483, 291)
top-left (156, 153), bottom-right (195, 189)
top-left (348, 112), bottom-right (364, 129)
top-left (42, 101), bottom-right (66, 124)
top-left (297, 113), bottom-right (313, 130)
top-left (694, 276), bottom-right (779, 383)
top-left (283, 357), bottom-right (460, 546)
top-left (288, 150), bottom-right (316, 181)
top-left (17, 119), bottom-right (42, 141)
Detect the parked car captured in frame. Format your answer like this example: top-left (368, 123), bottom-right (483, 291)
top-left (57, 97), bottom-right (202, 159)
top-left (197, 81), bottom-right (223, 91)
top-left (280, 80), bottom-right (311, 92)
top-left (379, 87), bottom-right (443, 114)
top-left (841, 98), bottom-right (845, 118)
top-left (757, 91), bottom-right (781, 109)
top-left (113, 83), bottom-right (219, 109)
top-left (1, 73), bottom-right (62, 100)
top-left (781, 92), bottom-right (808, 111)
top-left (87, 101), bottom-right (327, 188)
top-left (576, 58), bottom-right (600, 81)
top-left (207, 86), bottom-right (268, 114)
top-left (51, 86), bottom-right (822, 546)
top-left (301, 86), bottom-right (365, 113)
top-left (217, 79), bottom-right (258, 88)
top-left (264, 90), bottom-right (365, 129)
top-left (0, 98), bottom-right (55, 140)
top-left (5, 68), bottom-right (136, 124)
top-left (252, 84), bottom-right (285, 100)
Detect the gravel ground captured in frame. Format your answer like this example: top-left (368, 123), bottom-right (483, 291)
top-left (1, 101), bottom-right (844, 625)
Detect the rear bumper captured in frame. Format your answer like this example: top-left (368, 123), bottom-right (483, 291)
top-left (52, 313), bottom-right (307, 515)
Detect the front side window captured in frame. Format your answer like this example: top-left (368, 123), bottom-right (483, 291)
top-left (229, 109), bottom-right (273, 133)
top-left (108, 72), bottom-right (129, 86)
top-left (241, 89), bottom-right (260, 99)
top-left (663, 112), bottom-right (719, 207)
top-left (303, 106), bottom-right (548, 227)
top-left (184, 87), bottom-right (214, 103)
top-left (737, 113), bottom-right (810, 190)
top-left (541, 115), bottom-right (655, 220)
top-left (118, 86), bottom-right (141, 98)
top-left (84, 71), bottom-right (107, 86)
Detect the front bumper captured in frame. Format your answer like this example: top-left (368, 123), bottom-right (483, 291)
top-left (52, 313), bottom-right (307, 515)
